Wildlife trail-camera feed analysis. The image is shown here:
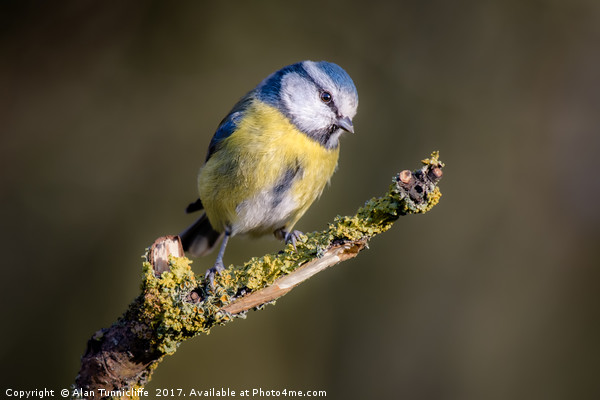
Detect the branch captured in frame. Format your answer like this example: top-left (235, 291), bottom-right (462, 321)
top-left (74, 152), bottom-right (445, 399)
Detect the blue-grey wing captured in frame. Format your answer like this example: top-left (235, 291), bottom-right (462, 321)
top-left (205, 92), bottom-right (255, 162)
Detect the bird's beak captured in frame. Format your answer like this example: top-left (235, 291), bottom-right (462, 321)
top-left (337, 116), bottom-right (354, 133)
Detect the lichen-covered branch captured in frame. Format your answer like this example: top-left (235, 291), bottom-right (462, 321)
top-left (74, 152), bottom-right (445, 400)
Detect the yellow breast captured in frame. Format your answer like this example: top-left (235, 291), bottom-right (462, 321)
top-left (197, 100), bottom-right (339, 235)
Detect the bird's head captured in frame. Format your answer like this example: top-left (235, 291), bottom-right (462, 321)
top-left (257, 60), bottom-right (359, 149)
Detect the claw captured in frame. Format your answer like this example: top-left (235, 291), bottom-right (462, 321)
top-left (205, 260), bottom-right (225, 288)
top-left (284, 230), bottom-right (303, 251)
top-left (274, 228), bottom-right (304, 251)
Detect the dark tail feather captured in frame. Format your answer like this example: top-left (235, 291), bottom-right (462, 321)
top-left (179, 213), bottom-right (223, 257)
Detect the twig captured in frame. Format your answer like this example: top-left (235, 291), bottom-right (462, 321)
top-left (73, 152), bottom-right (445, 400)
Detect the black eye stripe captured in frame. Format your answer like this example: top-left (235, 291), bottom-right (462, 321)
top-left (324, 93), bottom-right (340, 115)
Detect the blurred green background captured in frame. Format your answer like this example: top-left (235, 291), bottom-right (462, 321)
top-left (1, 0), bottom-right (599, 399)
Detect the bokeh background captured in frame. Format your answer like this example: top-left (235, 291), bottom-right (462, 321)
top-left (1, 1), bottom-right (599, 399)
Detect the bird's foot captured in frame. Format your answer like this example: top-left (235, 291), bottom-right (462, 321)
top-left (284, 230), bottom-right (304, 251)
top-left (274, 228), bottom-right (304, 251)
top-left (205, 260), bottom-right (225, 288)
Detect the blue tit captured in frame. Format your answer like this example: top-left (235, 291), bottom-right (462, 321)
top-left (180, 60), bottom-right (359, 283)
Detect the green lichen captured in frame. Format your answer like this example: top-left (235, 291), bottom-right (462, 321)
top-left (134, 256), bottom-right (232, 355)
top-left (128, 151), bottom-right (443, 373)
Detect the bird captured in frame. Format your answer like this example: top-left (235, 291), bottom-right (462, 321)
top-left (180, 60), bottom-right (359, 285)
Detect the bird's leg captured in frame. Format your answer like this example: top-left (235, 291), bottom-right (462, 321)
top-left (274, 228), bottom-right (303, 251)
top-left (205, 228), bottom-right (231, 287)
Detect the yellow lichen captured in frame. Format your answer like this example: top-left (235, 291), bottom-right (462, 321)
top-left (129, 151), bottom-right (443, 378)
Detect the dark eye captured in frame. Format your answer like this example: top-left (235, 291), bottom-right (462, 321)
top-left (320, 91), bottom-right (332, 103)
